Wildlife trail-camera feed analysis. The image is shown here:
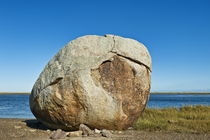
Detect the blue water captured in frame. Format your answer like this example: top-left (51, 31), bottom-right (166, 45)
top-left (0, 94), bottom-right (33, 118)
top-left (0, 93), bottom-right (210, 118)
top-left (147, 93), bottom-right (210, 108)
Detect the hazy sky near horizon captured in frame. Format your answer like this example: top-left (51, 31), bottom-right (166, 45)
top-left (0, 0), bottom-right (210, 92)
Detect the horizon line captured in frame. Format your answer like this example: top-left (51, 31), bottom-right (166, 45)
top-left (0, 92), bottom-right (210, 95)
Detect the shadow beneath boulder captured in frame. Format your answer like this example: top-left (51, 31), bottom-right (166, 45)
top-left (23, 119), bottom-right (54, 130)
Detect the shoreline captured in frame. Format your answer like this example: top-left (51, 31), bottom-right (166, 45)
top-left (0, 118), bottom-right (209, 140)
top-left (0, 106), bottom-right (210, 139)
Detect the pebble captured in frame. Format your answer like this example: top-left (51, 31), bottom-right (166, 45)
top-left (128, 127), bottom-right (133, 130)
top-left (79, 124), bottom-right (94, 136)
top-left (50, 129), bottom-right (67, 139)
top-left (14, 126), bottom-right (21, 129)
top-left (94, 128), bottom-right (101, 134)
top-left (67, 130), bottom-right (83, 137)
top-left (101, 129), bottom-right (112, 138)
top-left (29, 129), bottom-right (36, 132)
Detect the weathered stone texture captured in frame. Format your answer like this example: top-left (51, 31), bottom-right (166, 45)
top-left (30, 35), bottom-right (152, 130)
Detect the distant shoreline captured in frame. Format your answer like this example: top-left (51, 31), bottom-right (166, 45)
top-left (0, 92), bottom-right (210, 95)
top-left (151, 92), bottom-right (210, 94)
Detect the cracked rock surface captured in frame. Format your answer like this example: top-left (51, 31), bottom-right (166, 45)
top-left (30, 35), bottom-right (152, 130)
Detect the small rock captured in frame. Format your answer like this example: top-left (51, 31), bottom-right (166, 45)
top-left (101, 129), bottom-right (112, 138)
top-left (128, 127), bottom-right (133, 130)
top-left (47, 129), bottom-right (51, 133)
top-left (50, 129), bottom-right (67, 139)
top-left (94, 129), bottom-right (101, 134)
top-left (118, 131), bottom-right (122, 134)
top-left (67, 130), bottom-right (83, 137)
top-left (79, 124), bottom-right (93, 136)
top-left (29, 129), bottom-right (36, 132)
top-left (14, 126), bottom-right (21, 129)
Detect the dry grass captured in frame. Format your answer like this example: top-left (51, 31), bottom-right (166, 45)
top-left (133, 105), bottom-right (210, 133)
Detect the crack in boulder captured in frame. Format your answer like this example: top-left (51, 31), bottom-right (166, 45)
top-left (49, 77), bottom-right (63, 86)
top-left (110, 51), bottom-right (152, 72)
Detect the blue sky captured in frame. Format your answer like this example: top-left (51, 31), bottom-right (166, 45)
top-left (0, 0), bottom-right (209, 92)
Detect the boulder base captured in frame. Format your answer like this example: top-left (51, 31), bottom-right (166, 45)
top-left (30, 35), bottom-right (152, 130)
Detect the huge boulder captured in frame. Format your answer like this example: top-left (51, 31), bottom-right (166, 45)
top-left (30, 35), bottom-right (152, 130)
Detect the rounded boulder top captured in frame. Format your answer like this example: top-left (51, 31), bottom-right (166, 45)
top-left (30, 35), bottom-right (152, 130)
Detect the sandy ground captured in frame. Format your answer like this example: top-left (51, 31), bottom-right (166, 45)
top-left (0, 118), bottom-right (210, 140)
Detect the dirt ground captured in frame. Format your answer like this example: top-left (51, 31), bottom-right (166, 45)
top-left (0, 118), bottom-right (209, 140)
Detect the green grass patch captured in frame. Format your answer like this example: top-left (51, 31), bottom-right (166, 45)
top-left (133, 105), bottom-right (210, 133)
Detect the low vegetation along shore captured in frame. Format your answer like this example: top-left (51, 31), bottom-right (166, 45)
top-left (134, 105), bottom-right (210, 133)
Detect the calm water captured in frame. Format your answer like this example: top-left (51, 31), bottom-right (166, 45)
top-left (0, 93), bottom-right (210, 118)
top-left (147, 93), bottom-right (210, 108)
top-left (0, 94), bottom-right (33, 118)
